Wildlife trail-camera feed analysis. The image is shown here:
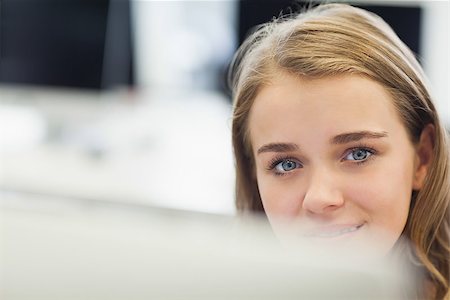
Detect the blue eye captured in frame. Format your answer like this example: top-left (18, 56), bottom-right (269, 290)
top-left (274, 159), bottom-right (301, 173)
top-left (345, 148), bottom-right (373, 162)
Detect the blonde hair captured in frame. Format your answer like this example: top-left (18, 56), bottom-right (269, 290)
top-left (230, 4), bottom-right (449, 299)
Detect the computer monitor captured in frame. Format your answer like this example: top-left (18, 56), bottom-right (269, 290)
top-left (0, 0), bottom-right (133, 89)
top-left (237, 1), bottom-right (421, 56)
top-left (0, 191), bottom-right (417, 299)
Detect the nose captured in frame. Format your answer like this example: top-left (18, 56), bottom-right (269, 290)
top-left (302, 168), bottom-right (344, 215)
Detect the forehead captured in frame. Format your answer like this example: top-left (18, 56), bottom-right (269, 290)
top-left (248, 73), bottom-right (405, 149)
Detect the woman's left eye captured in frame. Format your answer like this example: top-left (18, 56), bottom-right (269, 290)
top-left (344, 148), bottom-right (374, 162)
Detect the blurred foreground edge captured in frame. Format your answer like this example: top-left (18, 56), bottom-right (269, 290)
top-left (0, 191), bottom-right (416, 300)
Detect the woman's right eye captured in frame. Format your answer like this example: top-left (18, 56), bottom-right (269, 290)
top-left (273, 159), bottom-right (302, 174)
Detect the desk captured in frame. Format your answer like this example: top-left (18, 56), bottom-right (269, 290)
top-left (0, 86), bottom-right (235, 214)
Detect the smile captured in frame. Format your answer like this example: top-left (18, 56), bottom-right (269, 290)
top-left (304, 223), bottom-right (364, 238)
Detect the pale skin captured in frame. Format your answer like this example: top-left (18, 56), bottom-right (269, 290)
top-left (248, 72), bottom-right (433, 252)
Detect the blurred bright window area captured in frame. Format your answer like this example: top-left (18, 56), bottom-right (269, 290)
top-left (0, 0), bottom-right (448, 216)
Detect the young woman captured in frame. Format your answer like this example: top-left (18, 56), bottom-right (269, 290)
top-left (229, 4), bottom-right (449, 299)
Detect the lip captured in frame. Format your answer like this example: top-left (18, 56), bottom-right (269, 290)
top-left (303, 223), bottom-right (365, 239)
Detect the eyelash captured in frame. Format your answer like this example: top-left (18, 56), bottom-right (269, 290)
top-left (343, 144), bottom-right (377, 166)
top-left (265, 144), bottom-right (378, 176)
top-left (267, 155), bottom-right (302, 176)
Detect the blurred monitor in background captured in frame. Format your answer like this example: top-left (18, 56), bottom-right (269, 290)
top-left (238, 1), bottom-right (421, 56)
top-left (0, 0), bottom-right (134, 90)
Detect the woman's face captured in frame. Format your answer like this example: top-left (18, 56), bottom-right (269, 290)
top-left (248, 73), bottom-right (422, 253)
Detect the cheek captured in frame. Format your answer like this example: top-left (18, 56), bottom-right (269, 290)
top-left (348, 161), bottom-right (413, 231)
top-left (257, 175), bottom-right (302, 220)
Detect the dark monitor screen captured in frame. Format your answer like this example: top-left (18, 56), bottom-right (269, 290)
top-left (0, 0), bottom-right (133, 90)
top-left (238, 1), bottom-right (422, 57)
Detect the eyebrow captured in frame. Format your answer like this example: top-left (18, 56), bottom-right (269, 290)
top-left (331, 131), bottom-right (388, 144)
top-left (257, 143), bottom-right (299, 155)
top-left (256, 131), bottom-right (388, 155)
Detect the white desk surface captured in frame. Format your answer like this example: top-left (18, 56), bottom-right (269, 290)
top-left (0, 86), bottom-right (235, 214)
